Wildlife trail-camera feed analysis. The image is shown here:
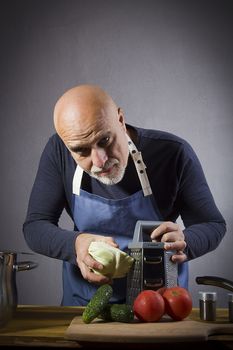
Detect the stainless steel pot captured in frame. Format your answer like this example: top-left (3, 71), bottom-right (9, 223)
top-left (0, 251), bottom-right (38, 327)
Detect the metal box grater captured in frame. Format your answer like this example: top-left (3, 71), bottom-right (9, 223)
top-left (126, 220), bottom-right (178, 305)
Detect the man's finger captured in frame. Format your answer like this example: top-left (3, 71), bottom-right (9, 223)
top-left (150, 221), bottom-right (179, 240)
top-left (164, 240), bottom-right (186, 251)
top-left (171, 251), bottom-right (187, 263)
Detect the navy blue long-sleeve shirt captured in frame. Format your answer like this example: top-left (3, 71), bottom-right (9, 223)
top-left (23, 125), bottom-right (226, 264)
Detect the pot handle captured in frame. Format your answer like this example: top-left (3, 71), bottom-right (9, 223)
top-left (196, 275), bottom-right (233, 292)
top-left (14, 261), bottom-right (38, 272)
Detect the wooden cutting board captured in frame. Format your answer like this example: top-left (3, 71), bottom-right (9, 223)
top-left (65, 314), bottom-right (233, 344)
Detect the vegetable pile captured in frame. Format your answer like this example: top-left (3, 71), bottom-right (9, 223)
top-left (82, 284), bottom-right (193, 324)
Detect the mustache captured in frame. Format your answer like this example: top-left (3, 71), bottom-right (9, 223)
top-left (91, 159), bottom-right (119, 174)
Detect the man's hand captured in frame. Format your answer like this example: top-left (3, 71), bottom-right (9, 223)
top-left (150, 221), bottom-right (187, 263)
top-left (75, 233), bottom-right (118, 284)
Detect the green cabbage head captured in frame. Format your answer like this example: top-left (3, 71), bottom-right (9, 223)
top-left (88, 241), bottom-right (134, 278)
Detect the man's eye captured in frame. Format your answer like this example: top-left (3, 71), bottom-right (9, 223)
top-left (72, 147), bottom-right (90, 156)
top-left (98, 137), bottom-right (110, 148)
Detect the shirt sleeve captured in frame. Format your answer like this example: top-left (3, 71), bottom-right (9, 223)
top-left (23, 136), bottom-right (78, 265)
top-left (177, 141), bottom-right (226, 260)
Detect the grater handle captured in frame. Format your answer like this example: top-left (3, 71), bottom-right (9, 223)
top-left (143, 256), bottom-right (162, 264)
top-left (144, 278), bottom-right (163, 288)
top-left (133, 220), bottom-right (163, 242)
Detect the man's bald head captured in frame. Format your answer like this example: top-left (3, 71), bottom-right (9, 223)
top-left (52, 84), bottom-right (129, 185)
top-left (53, 84), bottom-right (118, 135)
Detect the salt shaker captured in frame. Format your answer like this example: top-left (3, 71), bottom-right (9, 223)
top-left (199, 291), bottom-right (217, 321)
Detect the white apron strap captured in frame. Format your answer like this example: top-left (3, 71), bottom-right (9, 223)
top-left (126, 134), bottom-right (152, 197)
top-left (72, 165), bottom-right (83, 196)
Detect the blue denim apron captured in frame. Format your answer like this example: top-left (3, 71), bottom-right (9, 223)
top-left (62, 137), bottom-right (188, 306)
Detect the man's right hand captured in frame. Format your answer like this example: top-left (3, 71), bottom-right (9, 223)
top-left (75, 233), bottom-right (118, 284)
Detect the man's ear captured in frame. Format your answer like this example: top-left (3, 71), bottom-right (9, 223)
top-left (117, 107), bottom-right (126, 130)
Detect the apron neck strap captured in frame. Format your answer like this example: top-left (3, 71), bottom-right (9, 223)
top-left (126, 134), bottom-right (152, 196)
top-left (73, 165), bottom-right (83, 196)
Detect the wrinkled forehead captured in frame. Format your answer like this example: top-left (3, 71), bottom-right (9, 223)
top-left (54, 100), bottom-right (119, 146)
top-left (58, 103), bottom-right (116, 130)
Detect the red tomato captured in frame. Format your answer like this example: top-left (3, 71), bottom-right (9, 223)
top-left (162, 286), bottom-right (192, 321)
top-left (133, 290), bottom-right (165, 322)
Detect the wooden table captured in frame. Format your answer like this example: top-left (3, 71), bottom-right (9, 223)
top-left (0, 306), bottom-right (82, 348)
top-left (0, 306), bottom-right (232, 349)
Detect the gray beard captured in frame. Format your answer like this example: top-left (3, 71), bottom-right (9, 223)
top-left (86, 164), bottom-right (126, 185)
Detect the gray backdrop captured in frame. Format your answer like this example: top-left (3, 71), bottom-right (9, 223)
top-left (1, 0), bottom-right (233, 308)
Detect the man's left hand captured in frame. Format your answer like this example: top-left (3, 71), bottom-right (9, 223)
top-left (150, 221), bottom-right (187, 263)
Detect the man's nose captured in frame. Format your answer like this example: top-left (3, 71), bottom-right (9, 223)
top-left (91, 148), bottom-right (108, 168)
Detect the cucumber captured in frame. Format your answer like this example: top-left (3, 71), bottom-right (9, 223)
top-left (99, 304), bottom-right (134, 323)
top-left (82, 284), bottom-right (113, 324)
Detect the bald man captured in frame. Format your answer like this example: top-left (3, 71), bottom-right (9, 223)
top-left (23, 84), bottom-right (226, 306)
